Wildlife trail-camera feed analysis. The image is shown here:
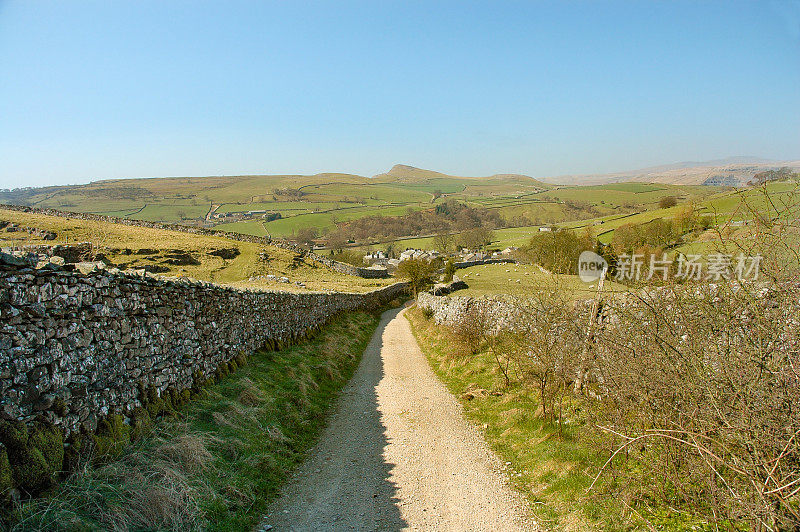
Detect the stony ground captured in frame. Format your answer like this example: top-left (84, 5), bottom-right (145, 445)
top-left (259, 306), bottom-right (535, 531)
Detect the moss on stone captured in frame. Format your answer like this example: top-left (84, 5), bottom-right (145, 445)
top-left (145, 397), bottom-right (165, 419)
top-left (137, 381), bottom-right (148, 400)
top-left (142, 386), bottom-right (171, 419)
top-left (146, 386), bottom-right (159, 405)
top-left (63, 433), bottom-right (90, 474)
top-left (92, 414), bottom-right (130, 457)
top-left (11, 446), bottom-right (51, 492)
top-left (28, 422), bottom-right (64, 474)
top-left (0, 356), bottom-right (255, 501)
top-left (179, 389), bottom-right (191, 405)
top-left (129, 407), bottom-right (152, 441)
top-left (52, 398), bottom-right (68, 417)
top-left (0, 420), bottom-right (28, 451)
top-left (0, 448), bottom-right (12, 495)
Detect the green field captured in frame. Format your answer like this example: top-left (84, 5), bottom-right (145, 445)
top-left (340, 181), bottom-right (800, 267)
top-left (583, 182), bottom-right (798, 244)
top-left (215, 204), bottom-right (424, 238)
top-left (450, 262), bottom-right (628, 299)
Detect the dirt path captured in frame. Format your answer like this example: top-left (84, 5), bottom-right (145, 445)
top-left (259, 306), bottom-right (535, 531)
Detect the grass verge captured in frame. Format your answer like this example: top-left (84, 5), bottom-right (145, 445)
top-left (405, 306), bottom-right (715, 532)
top-left (10, 311), bottom-right (382, 531)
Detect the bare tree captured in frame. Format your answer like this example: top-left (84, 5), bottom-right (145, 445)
top-left (433, 231), bottom-right (454, 254)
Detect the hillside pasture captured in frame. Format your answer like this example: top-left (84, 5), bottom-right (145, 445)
top-left (387, 178), bottom-right (469, 194)
top-left (451, 262), bottom-right (627, 299)
top-left (0, 208), bottom-right (394, 293)
top-left (216, 204), bottom-right (425, 238)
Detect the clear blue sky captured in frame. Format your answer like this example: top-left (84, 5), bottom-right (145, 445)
top-left (1, 0), bottom-right (798, 188)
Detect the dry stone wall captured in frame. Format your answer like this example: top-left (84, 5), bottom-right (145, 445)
top-left (452, 257), bottom-right (515, 269)
top-left (417, 292), bottom-right (522, 332)
top-left (0, 258), bottom-right (406, 435)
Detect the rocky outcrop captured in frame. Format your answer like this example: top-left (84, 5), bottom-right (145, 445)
top-left (0, 258), bottom-right (407, 435)
top-left (16, 243), bottom-right (92, 264)
top-left (0, 220), bottom-right (56, 241)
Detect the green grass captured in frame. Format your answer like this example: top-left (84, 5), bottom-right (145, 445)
top-left (389, 178), bottom-right (468, 193)
top-left (585, 182), bottom-right (799, 244)
top-left (134, 203), bottom-right (210, 222)
top-left (300, 182), bottom-right (432, 203)
top-left (451, 263), bottom-right (628, 300)
top-left (13, 311), bottom-right (383, 531)
top-left (406, 307), bottom-right (723, 531)
top-left (530, 183), bottom-right (720, 210)
top-left (701, 181), bottom-right (800, 219)
top-left (492, 202), bottom-right (578, 224)
top-left (2, 166), bottom-right (769, 264)
top-left (216, 201), bottom-right (341, 214)
top-left (346, 183), bottom-right (799, 260)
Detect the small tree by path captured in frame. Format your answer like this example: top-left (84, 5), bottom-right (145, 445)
top-left (396, 258), bottom-right (437, 298)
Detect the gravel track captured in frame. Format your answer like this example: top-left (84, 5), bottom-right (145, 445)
top-left (259, 306), bottom-right (535, 531)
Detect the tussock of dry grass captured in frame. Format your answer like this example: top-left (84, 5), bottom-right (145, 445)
top-left (499, 407), bottom-right (529, 425)
top-left (237, 388), bottom-right (264, 407)
top-left (154, 432), bottom-right (219, 473)
top-left (14, 426), bottom-right (215, 531)
top-left (318, 359), bottom-right (342, 381)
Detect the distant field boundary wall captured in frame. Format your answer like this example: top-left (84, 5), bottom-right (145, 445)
top-left (0, 204), bottom-right (388, 279)
top-left (452, 257), bottom-right (516, 269)
top-left (0, 258), bottom-right (407, 435)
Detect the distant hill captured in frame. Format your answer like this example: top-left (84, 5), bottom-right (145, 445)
top-left (543, 157), bottom-right (800, 186)
top-left (373, 164), bottom-right (551, 188)
top-left (374, 164), bottom-right (453, 181)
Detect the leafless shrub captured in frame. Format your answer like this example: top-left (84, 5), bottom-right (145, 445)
top-left (511, 286), bottom-right (584, 429)
top-left (449, 304), bottom-right (492, 356)
top-left (585, 182), bottom-right (800, 529)
top-left (588, 279), bottom-right (800, 529)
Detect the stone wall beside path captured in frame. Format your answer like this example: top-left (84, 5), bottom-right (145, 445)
top-left (0, 258), bottom-right (407, 435)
